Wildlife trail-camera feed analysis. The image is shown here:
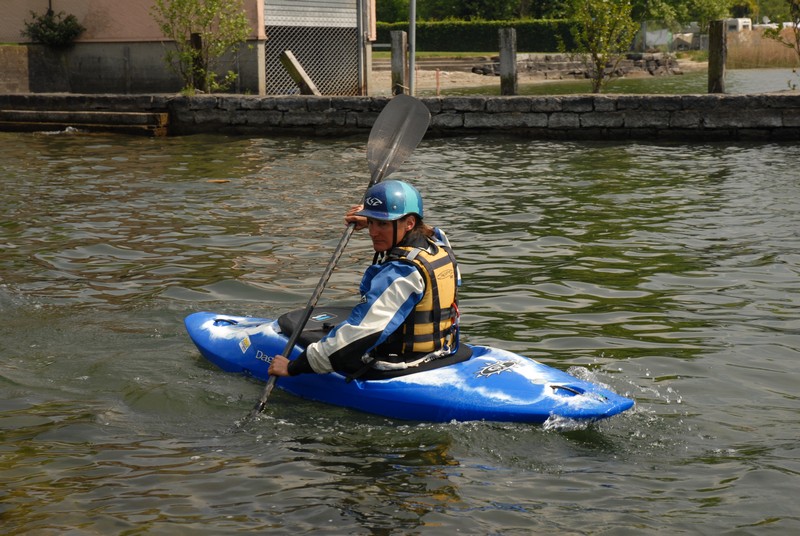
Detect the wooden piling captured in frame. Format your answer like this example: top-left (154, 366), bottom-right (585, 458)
top-left (708, 20), bottom-right (726, 94)
top-left (390, 31), bottom-right (409, 95)
top-left (499, 28), bottom-right (518, 96)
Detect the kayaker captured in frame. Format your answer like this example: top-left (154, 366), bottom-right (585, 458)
top-left (268, 179), bottom-right (461, 379)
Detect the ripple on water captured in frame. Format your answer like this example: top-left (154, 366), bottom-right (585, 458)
top-left (1, 134), bottom-right (800, 533)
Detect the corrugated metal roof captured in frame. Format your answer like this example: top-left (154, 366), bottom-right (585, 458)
top-left (265, 0), bottom-right (357, 28)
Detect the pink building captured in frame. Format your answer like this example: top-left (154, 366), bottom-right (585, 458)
top-left (0, 0), bottom-right (374, 95)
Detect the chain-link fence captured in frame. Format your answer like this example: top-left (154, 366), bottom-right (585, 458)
top-left (265, 25), bottom-right (361, 95)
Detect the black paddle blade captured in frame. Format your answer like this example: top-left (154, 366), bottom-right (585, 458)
top-left (367, 95), bottom-right (431, 185)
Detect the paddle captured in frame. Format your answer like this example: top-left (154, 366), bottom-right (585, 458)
top-left (247, 95), bottom-right (431, 419)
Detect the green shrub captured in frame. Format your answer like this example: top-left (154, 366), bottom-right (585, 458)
top-left (151, 0), bottom-right (251, 94)
top-left (22, 9), bottom-right (85, 48)
top-left (376, 20), bottom-right (575, 52)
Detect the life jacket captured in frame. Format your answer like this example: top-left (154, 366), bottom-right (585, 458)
top-left (374, 237), bottom-right (460, 358)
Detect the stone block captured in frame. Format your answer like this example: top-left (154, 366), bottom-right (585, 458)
top-left (561, 96), bottom-right (594, 113)
top-left (636, 95), bottom-right (683, 111)
top-left (670, 110), bottom-right (703, 128)
top-left (191, 108), bottom-right (224, 125)
top-left (782, 109), bottom-right (800, 127)
top-left (369, 97), bottom-right (392, 112)
top-left (228, 110), bottom-right (250, 125)
top-left (581, 112), bottom-right (625, 128)
top-left (326, 96), bottom-right (368, 112)
top-left (218, 98), bottom-right (241, 112)
top-left (187, 95), bottom-right (218, 111)
top-left (464, 113), bottom-right (510, 128)
top-left (681, 94), bottom-right (723, 109)
top-left (440, 97), bottom-right (487, 112)
top-left (548, 112), bottom-right (580, 129)
top-left (275, 97), bottom-right (309, 112)
top-left (320, 110), bottom-right (348, 126)
top-left (592, 96), bottom-right (617, 112)
top-left (305, 97), bottom-right (335, 112)
top-left (236, 96), bottom-right (279, 110)
top-left (521, 113), bottom-right (549, 128)
top-left (419, 97), bottom-right (442, 114)
top-left (615, 95), bottom-right (645, 110)
top-left (624, 111), bottom-right (669, 128)
top-left (529, 97), bottom-right (562, 113)
top-left (282, 111), bottom-right (327, 126)
top-left (486, 97), bottom-right (532, 113)
top-left (356, 111), bottom-right (381, 128)
top-left (704, 109), bottom-right (782, 128)
top-left (431, 113), bottom-right (464, 128)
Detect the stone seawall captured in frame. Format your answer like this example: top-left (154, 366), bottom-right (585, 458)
top-left (1, 93), bottom-right (799, 140)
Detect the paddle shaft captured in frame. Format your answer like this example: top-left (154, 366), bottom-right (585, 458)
top-left (248, 223), bottom-right (353, 415)
top-left (248, 96), bottom-right (430, 418)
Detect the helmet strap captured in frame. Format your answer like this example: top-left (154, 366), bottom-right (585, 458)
top-left (391, 220), bottom-right (399, 249)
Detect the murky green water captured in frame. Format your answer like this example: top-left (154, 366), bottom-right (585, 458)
top-left (1, 128), bottom-right (799, 534)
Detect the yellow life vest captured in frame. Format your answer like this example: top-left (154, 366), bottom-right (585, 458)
top-left (383, 239), bottom-right (459, 355)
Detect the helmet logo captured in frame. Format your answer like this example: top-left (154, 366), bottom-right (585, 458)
top-left (365, 196), bottom-right (383, 207)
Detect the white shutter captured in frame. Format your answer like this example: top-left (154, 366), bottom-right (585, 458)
top-left (265, 0), bottom-right (357, 28)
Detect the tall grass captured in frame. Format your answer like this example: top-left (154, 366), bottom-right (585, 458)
top-left (727, 28), bottom-right (800, 69)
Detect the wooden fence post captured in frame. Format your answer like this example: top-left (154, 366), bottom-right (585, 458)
top-left (708, 20), bottom-right (726, 93)
top-left (499, 28), bottom-right (518, 96)
top-left (390, 31), bottom-right (409, 95)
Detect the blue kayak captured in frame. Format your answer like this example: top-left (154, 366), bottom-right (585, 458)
top-left (185, 308), bottom-right (634, 423)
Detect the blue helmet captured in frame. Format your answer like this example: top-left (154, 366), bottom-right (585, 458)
top-left (356, 180), bottom-right (424, 221)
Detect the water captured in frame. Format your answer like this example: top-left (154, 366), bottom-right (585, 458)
top-left (1, 128), bottom-right (799, 534)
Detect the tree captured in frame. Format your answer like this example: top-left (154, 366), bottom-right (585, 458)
top-left (686, 0), bottom-right (733, 32)
top-left (151, 0), bottom-right (251, 94)
top-left (22, 8), bottom-right (85, 48)
top-left (419, 0), bottom-right (520, 20)
top-left (730, 0), bottom-right (758, 18)
top-left (764, 0), bottom-right (800, 68)
top-left (567, 0), bottom-right (639, 93)
top-left (376, 0), bottom-right (569, 22)
top-left (377, 0), bottom-right (409, 23)
top-left (630, 0), bottom-right (685, 31)
top-left (758, 0), bottom-right (793, 21)
top-left (526, 0), bottom-right (571, 18)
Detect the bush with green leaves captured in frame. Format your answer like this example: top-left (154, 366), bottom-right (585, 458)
top-left (151, 0), bottom-right (251, 94)
top-left (376, 20), bottom-right (575, 52)
top-left (22, 9), bottom-right (86, 48)
top-left (567, 0), bottom-right (639, 93)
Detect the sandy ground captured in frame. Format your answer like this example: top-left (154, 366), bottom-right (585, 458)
top-left (369, 59), bottom-right (708, 95)
top-left (370, 69), bottom-right (509, 95)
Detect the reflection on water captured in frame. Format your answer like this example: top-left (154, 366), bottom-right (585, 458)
top-left (1, 130), bottom-right (800, 533)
